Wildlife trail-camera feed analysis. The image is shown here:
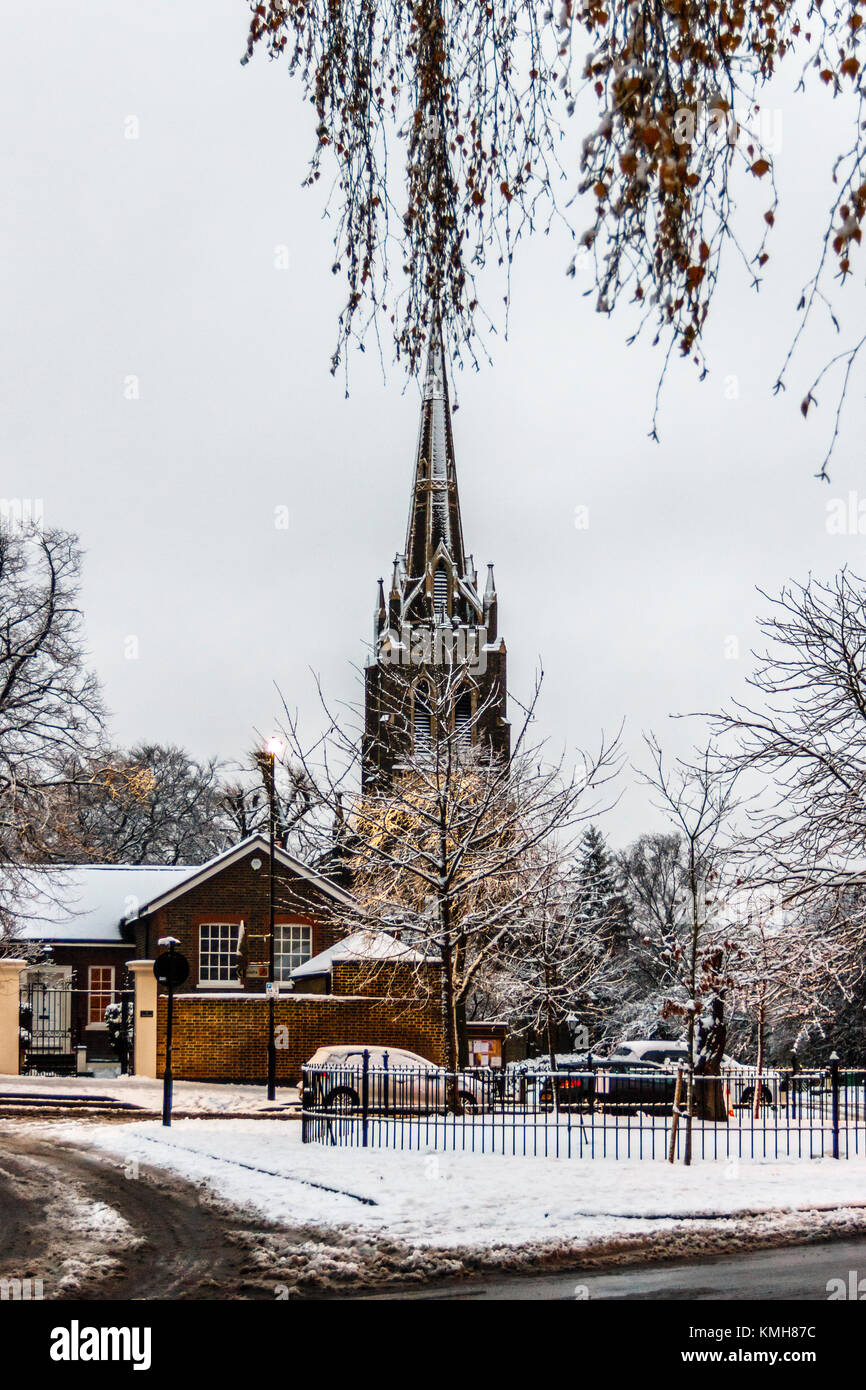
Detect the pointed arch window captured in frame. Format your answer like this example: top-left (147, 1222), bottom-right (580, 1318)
top-left (414, 687), bottom-right (432, 755)
top-left (455, 690), bottom-right (473, 747)
top-left (433, 568), bottom-right (449, 623)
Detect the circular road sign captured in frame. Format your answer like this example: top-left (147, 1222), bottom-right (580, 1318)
top-left (153, 951), bottom-right (190, 989)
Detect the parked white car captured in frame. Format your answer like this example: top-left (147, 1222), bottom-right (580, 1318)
top-left (607, 1040), bottom-right (743, 1069)
top-left (607, 1040), bottom-right (688, 1066)
top-left (299, 1044), bottom-right (485, 1113)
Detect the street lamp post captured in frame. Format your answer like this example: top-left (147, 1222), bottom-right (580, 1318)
top-left (264, 737), bottom-right (283, 1101)
top-left (157, 935), bottom-right (181, 1127)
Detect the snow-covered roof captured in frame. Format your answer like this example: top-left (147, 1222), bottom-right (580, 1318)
top-left (14, 834), bottom-right (357, 945)
top-left (292, 929), bottom-right (424, 979)
top-left (15, 865), bottom-right (195, 942)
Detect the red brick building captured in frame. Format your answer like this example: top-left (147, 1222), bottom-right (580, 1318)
top-left (129, 833), bottom-right (354, 991)
top-left (18, 834), bottom-right (355, 1067)
top-left (18, 835), bottom-right (445, 1077)
top-left (18, 862), bottom-right (195, 1068)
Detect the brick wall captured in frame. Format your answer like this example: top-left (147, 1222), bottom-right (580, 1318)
top-left (156, 989), bottom-right (445, 1084)
top-left (331, 958), bottom-right (439, 1000)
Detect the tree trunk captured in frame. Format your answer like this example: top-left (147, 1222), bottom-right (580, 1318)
top-left (668, 1062), bottom-right (684, 1163)
top-left (547, 1008), bottom-right (558, 1074)
top-left (456, 999), bottom-right (469, 1070)
top-left (546, 999), bottom-right (559, 1116)
top-left (683, 1012), bottom-right (695, 1165)
top-left (439, 939), bottom-right (462, 1114)
top-left (753, 999), bottom-right (766, 1121)
top-left (693, 996), bottom-right (728, 1122)
top-left (544, 961), bottom-right (558, 1072)
top-left (683, 848), bottom-right (700, 1165)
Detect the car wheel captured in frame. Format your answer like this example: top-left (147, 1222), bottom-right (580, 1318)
top-left (458, 1091), bottom-right (479, 1113)
top-left (323, 1087), bottom-right (360, 1113)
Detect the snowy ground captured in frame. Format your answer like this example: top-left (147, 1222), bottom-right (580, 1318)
top-left (0, 1072), bottom-right (297, 1113)
top-left (55, 1117), bottom-right (866, 1292)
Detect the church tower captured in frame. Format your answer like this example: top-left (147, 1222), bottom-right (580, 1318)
top-left (363, 328), bottom-right (510, 789)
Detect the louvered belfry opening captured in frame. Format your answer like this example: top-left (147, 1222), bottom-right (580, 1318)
top-left (433, 568), bottom-right (448, 622)
top-left (413, 687), bottom-right (432, 755)
top-left (455, 690), bottom-right (473, 746)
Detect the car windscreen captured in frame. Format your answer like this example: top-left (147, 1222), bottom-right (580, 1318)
top-left (388, 1052), bottom-right (435, 1069)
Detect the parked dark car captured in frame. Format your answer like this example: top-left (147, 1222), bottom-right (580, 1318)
top-left (537, 1070), bottom-right (595, 1111)
top-left (594, 1041), bottom-right (688, 1115)
top-left (595, 1063), bottom-right (678, 1114)
top-left (735, 1081), bottom-right (774, 1108)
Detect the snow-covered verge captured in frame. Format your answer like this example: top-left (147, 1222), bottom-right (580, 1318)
top-left (0, 1072), bottom-right (297, 1113)
top-left (66, 1118), bottom-right (866, 1294)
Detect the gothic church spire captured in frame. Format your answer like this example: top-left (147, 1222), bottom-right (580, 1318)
top-left (404, 324), bottom-right (466, 583)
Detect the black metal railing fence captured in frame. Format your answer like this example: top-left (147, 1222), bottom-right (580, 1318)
top-left (301, 1053), bottom-right (866, 1161)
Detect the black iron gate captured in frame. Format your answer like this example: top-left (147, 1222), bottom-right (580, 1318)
top-left (19, 981), bottom-right (76, 1074)
top-left (105, 991), bottom-right (135, 1074)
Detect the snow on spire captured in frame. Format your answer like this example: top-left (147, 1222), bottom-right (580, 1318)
top-left (405, 315), bottom-right (465, 579)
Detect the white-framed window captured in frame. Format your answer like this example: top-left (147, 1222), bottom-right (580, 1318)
top-left (275, 923), bottom-right (313, 982)
top-left (199, 922), bottom-right (241, 984)
top-left (88, 966), bottom-right (115, 1027)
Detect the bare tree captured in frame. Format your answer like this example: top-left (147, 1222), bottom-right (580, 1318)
top-left (638, 737), bottom-right (740, 1160)
top-left (708, 570), bottom-right (866, 1009)
top-left (496, 848), bottom-right (615, 1072)
top-left (0, 527), bottom-right (104, 944)
top-left (729, 879), bottom-right (866, 1067)
top-left (729, 897), bottom-right (803, 1115)
top-left (614, 831), bottom-right (693, 1042)
top-left (221, 752), bottom-right (318, 856)
top-left (243, 1), bottom-right (866, 468)
top-left (40, 744), bottom-right (233, 866)
top-left (275, 662), bottom-right (621, 1083)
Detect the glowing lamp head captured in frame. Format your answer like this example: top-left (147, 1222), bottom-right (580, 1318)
top-left (265, 737), bottom-right (284, 758)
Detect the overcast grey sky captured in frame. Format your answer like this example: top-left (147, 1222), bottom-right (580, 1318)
top-left (3, 1), bottom-right (865, 846)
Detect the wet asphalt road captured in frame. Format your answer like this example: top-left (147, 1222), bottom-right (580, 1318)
top-left (3, 1122), bottom-right (864, 1303)
top-left (0, 1124), bottom-right (285, 1300)
top-left (359, 1237), bottom-right (866, 1300)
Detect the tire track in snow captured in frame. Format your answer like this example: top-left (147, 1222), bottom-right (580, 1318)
top-left (135, 1132), bottom-right (378, 1205)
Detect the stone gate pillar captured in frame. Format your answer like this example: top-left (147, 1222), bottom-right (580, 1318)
top-left (0, 959), bottom-right (29, 1076)
top-left (128, 960), bottom-right (157, 1079)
